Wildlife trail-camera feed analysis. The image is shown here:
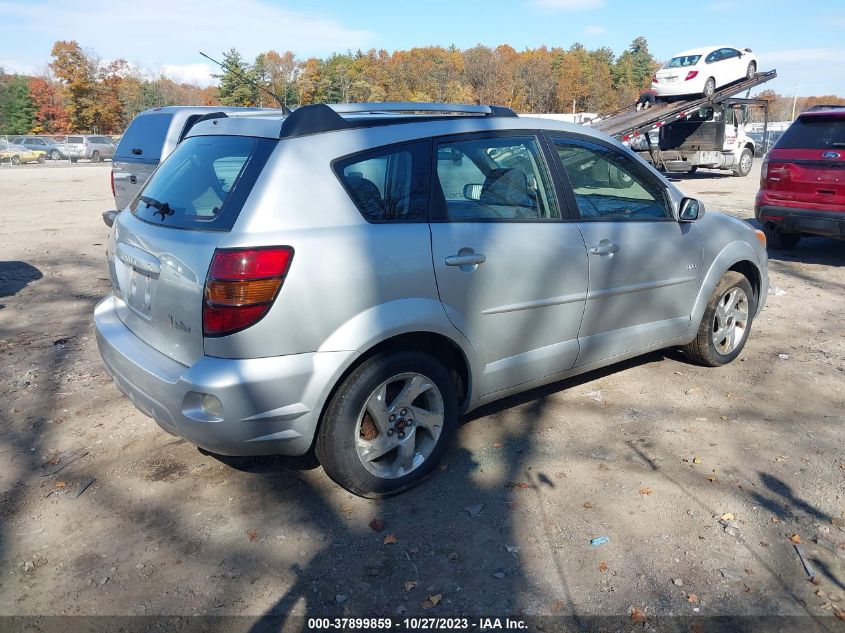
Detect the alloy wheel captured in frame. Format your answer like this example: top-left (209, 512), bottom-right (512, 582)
top-left (354, 372), bottom-right (444, 479)
top-left (712, 287), bottom-right (749, 355)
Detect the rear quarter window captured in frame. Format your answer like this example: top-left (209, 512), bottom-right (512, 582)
top-left (115, 113), bottom-right (174, 162)
top-left (775, 117), bottom-right (845, 149)
top-left (129, 135), bottom-right (275, 231)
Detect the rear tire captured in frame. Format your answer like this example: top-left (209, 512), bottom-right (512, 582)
top-left (688, 166), bottom-right (698, 175)
top-left (733, 148), bottom-right (753, 177)
top-left (683, 271), bottom-right (755, 367)
top-left (91, 150), bottom-right (101, 163)
top-left (50, 150), bottom-right (61, 160)
top-left (763, 223), bottom-right (801, 250)
top-left (703, 78), bottom-right (716, 98)
top-left (746, 61), bottom-right (757, 80)
top-left (316, 350), bottom-right (458, 498)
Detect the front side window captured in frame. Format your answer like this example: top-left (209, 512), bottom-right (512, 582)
top-left (552, 138), bottom-right (669, 221)
top-left (433, 135), bottom-right (559, 220)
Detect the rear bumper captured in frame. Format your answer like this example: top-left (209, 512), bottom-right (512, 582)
top-left (651, 81), bottom-right (701, 97)
top-left (95, 296), bottom-right (357, 456)
top-left (756, 203), bottom-right (845, 238)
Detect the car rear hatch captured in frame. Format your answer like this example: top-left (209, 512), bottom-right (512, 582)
top-left (107, 134), bottom-right (276, 366)
top-left (113, 112), bottom-right (175, 209)
top-left (764, 111), bottom-right (845, 208)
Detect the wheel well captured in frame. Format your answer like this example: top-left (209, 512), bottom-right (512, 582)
top-left (743, 143), bottom-right (754, 154)
top-left (728, 260), bottom-right (761, 302)
top-left (311, 332), bottom-right (471, 451)
top-left (359, 333), bottom-right (469, 404)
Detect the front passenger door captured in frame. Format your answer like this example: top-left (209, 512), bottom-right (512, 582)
top-left (548, 136), bottom-right (703, 368)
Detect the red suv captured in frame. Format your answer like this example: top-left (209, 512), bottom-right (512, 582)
top-left (755, 109), bottom-right (845, 249)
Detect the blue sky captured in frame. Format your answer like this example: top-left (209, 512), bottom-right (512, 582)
top-left (1, 0), bottom-right (843, 97)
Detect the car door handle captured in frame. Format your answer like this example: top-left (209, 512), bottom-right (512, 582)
top-left (589, 243), bottom-right (620, 255)
top-left (445, 253), bottom-right (487, 266)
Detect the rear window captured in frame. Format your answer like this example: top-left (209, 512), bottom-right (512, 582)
top-left (130, 135), bottom-right (275, 231)
top-left (775, 117), bottom-right (845, 150)
top-left (665, 55), bottom-right (700, 68)
top-left (115, 113), bottom-right (174, 162)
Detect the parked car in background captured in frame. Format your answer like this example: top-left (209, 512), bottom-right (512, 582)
top-left (0, 139), bottom-right (46, 164)
top-left (111, 106), bottom-right (279, 210)
top-left (64, 135), bottom-right (116, 163)
top-left (652, 46), bottom-right (758, 98)
top-left (97, 102), bottom-right (769, 497)
top-left (747, 130), bottom-right (783, 157)
top-left (756, 108), bottom-right (845, 248)
top-left (10, 135), bottom-right (69, 160)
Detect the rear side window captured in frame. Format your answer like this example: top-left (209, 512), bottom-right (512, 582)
top-left (130, 135), bottom-right (275, 231)
top-left (115, 113), bottom-right (174, 162)
top-left (433, 135), bottom-right (559, 220)
top-left (775, 117), bottom-right (845, 150)
top-left (334, 141), bottom-right (430, 222)
top-left (67, 136), bottom-right (83, 143)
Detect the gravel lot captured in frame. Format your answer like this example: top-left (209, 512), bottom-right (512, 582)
top-left (0, 162), bottom-right (843, 626)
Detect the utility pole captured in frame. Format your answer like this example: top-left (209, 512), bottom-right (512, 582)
top-left (572, 99), bottom-right (576, 115)
top-left (791, 84), bottom-right (799, 120)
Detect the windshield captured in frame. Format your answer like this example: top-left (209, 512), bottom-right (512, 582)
top-left (665, 55), bottom-right (701, 68)
top-left (130, 135), bottom-right (275, 231)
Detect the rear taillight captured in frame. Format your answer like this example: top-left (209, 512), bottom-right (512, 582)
top-left (652, 74), bottom-right (658, 83)
top-left (110, 169), bottom-right (115, 197)
top-left (760, 159), bottom-right (768, 189)
top-left (203, 247), bottom-right (294, 336)
top-left (684, 71), bottom-right (699, 81)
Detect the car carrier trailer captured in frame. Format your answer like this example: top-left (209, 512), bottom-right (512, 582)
top-left (589, 70), bottom-right (777, 176)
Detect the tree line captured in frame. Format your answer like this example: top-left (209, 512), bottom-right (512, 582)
top-left (1, 38), bottom-right (842, 135)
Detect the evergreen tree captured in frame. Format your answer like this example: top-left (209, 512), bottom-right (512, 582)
top-left (215, 49), bottom-right (258, 106)
top-left (0, 74), bottom-right (36, 135)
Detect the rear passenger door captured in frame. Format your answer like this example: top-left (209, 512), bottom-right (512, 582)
top-left (429, 132), bottom-right (588, 396)
top-left (547, 135), bottom-right (702, 368)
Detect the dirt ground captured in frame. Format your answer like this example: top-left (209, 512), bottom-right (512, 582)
top-left (0, 162), bottom-right (843, 626)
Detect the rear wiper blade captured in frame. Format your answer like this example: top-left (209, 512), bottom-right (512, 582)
top-left (140, 195), bottom-right (174, 221)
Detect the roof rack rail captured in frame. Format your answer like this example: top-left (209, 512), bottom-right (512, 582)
top-left (327, 102), bottom-right (517, 117)
top-left (279, 102), bottom-right (517, 139)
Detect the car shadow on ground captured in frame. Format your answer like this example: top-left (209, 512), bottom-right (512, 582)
top-left (0, 261), bottom-right (42, 300)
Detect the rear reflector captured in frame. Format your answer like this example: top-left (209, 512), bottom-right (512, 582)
top-left (203, 247), bottom-right (294, 336)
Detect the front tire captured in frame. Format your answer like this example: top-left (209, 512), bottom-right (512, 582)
top-left (11, 155), bottom-right (20, 165)
top-left (50, 150), bottom-right (61, 160)
top-left (316, 351), bottom-right (458, 498)
top-left (733, 148), bottom-right (753, 177)
top-left (703, 77), bottom-right (716, 98)
top-left (683, 271), bottom-right (755, 367)
top-left (763, 223), bottom-right (801, 250)
top-left (37, 154), bottom-right (45, 164)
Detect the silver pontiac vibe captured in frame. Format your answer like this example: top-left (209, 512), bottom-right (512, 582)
top-left (95, 102), bottom-right (768, 497)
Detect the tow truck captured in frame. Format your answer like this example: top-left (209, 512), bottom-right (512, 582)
top-left (589, 70), bottom-right (777, 176)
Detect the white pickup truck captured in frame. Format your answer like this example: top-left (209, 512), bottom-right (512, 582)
top-left (632, 102), bottom-right (756, 176)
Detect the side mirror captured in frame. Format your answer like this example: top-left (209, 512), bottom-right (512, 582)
top-left (679, 197), bottom-right (704, 222)
top-left (463, 183), bottom-right (482, 201)
top-left (102, 210), bottom-right (119, 228)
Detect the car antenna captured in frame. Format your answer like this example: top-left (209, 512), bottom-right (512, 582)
top-left (199, 51), bottom-right (292, 115)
